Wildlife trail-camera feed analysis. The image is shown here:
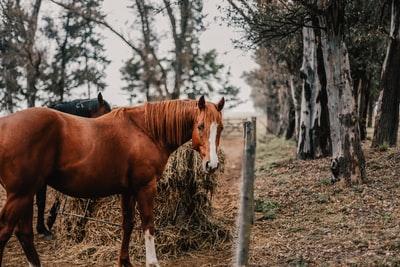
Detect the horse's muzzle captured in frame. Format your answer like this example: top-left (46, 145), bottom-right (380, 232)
top-left (205, 160), bottom-right (219, 173)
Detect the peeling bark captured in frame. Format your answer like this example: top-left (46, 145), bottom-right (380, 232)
top-left (318, 1), bottom-right (366, 185)
top-left (297, 16), bottom-right (331, 159)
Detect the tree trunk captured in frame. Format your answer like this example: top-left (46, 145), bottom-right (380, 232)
top-left (2, 67), bottom-right (15, 114)
top-left (355, 75), bottom-right (370, 141)
top-left (24, 0), bottom-right (42, 108)
top-left (318, 0), bottom-right (366, 185)
top-left (372, 0), bottom-right (400, 148)
top-left (164, 0), bottom-right (191, 99)
top-left (289, 74), bottom-right (300, 141)
top-left (367, 99), bottom-right (374, 128)
top-left (277, 84), bottom-right (292, 138)
top-left (297, 16), bottom-right (331, 159)
top-left (265, 87), bottom-right (280, 135)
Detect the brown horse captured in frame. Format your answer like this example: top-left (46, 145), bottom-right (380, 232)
top-left (0, 96), bottom-right (224, 267)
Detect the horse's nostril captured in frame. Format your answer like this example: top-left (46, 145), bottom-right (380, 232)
top-left (205, 161), bottom-right (219, 173)
top-left (206, 161), bottom-right (211, 170)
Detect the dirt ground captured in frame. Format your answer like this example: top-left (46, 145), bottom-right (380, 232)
top-left (2, 132), bottom-right (400, 267)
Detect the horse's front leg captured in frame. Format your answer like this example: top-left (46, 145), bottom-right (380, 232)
top-left (136, 180), bottom-right (160, 267)
top-left (118, 193), bottom-right (136, 267)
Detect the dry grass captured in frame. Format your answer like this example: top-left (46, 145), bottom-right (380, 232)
top-left (248, 133), bottom-right (400, 267)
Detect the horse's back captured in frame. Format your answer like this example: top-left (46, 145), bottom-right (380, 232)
top-left (0, 108), bottom-right (63, 151)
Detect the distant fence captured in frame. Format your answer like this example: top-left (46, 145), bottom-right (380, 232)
top-left (223, 118), bottom-right (250, 136)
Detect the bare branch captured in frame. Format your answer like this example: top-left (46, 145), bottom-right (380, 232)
top-left (50, 0), bottom-right (145, 60)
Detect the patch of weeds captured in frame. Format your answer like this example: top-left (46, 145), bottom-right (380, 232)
top-left (384, 240), bottom-right (400, 250)
top-left (332, 187), bottom-right (343, 195)
top-left (314, 193), bottom-right (330, 204)
top-left (352, 185), bottom-right (364, 194)
top-left (255, 162), bottom-right (269, 172)
top-left (353, 239), bottom-right (368, 248)
top-left (319, 176), bottom-right (331, 186)
top-left (287, 256), bottom-right (309, 267)
top-left (368, 161), bottom-right (384, 170)
top-left (254, 199), bottom-right (281, 220)
top-left (300, 187), bottom-right (311, 194)
top-left (382, 213), bottom-right (395, 222)
top-left (273, 177), bottom-right (288, 186)
top-left (378, 142), bottom-right (389, 151)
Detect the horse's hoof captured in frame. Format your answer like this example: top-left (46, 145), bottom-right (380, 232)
top-left (43, 232), bottom-right (55, 241)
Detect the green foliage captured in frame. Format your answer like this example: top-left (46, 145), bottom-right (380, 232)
top-left (185, 49), bottom-right (242, 108)
top-left (0, 1), bottom-right (39, 111)
top-left (42, 0), bottom-right (110, 103)
top-left (226, 0), bottom-right (390, 140)
top-left (378, 142), bottom-right (389, 151)
top-left (119, 0), bottom-right (240, 106)
top-left (254, 198), bottom-right (281, 220)
top-left (314, 193), bottom-right (330, 204)
top-left (346, 0), bottom-right (387, 107)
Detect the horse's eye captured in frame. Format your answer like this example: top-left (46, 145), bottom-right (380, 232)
top-left (197, 124), bottom-right (204, 131)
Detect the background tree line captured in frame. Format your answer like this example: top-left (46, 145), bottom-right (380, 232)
top-left (3, 0), bottom-right (398, 186)
top-left (226, 0), bottom-right (399, 186)
top-left (0, 0), bottom-right (240, 113)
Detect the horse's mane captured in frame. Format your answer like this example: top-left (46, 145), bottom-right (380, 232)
top-left (144, 99), bottom-right (198, 145)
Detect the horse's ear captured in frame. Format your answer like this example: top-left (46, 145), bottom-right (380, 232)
top-left (198, 95), bottom-right (206, 110)
top-left (98, 92), bottom-right (104, 106)
top-left (217, 97), bottom-right (225, 111)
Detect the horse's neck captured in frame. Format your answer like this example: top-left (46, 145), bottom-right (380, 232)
top-left (143, 102), bottom-right (196, 152)
top-left (160, 122), bottom-right (193, 154)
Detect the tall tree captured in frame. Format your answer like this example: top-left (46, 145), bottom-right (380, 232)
top-left (44, 0), bottom-right (109, 103)
top-left (372, 0), bottom-right (400, 147)
top-left (314, 0), bottom-right (366, 184)
top-left (0, 0), bottom-right (22, 113)
top-left (243, 45), bottom-right (298, 138)
top-left (54, 0), bottom-right (240, 105)
top-left (0, 0), bottom-right (44, 109)
top-left (297, 15), bottom-right (331, 159)
top-left (227, 0), bottom-right (366, 184)
top-left (233, 1), bottom-right (303, 139)
top-left (119, 0), bottom-right (240, 104)
top-left (347, 0), bottom-right (386, 141)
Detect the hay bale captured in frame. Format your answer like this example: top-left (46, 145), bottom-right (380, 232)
top-left (47, 141), bottom-right (231, 263)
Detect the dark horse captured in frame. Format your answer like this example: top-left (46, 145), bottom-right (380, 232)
top-left (35, 92), bottom-right (111, 238)
top-left (0, 96), bottom-right (224, 267)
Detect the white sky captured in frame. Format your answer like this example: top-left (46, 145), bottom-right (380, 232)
top-left (99, 0), bottom-right (257, 113)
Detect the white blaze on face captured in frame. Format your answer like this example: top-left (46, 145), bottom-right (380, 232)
top-left (145, 229), bottom-right (160, 267)
top-left (208, 122), bottom-right (219, 169)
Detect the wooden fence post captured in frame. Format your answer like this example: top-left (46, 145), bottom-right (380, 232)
top-left (235, 119), bottom-right (256, 267)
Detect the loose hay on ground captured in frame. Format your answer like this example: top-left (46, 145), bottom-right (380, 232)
top-left (47, 141), bottom-right (231, 264)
